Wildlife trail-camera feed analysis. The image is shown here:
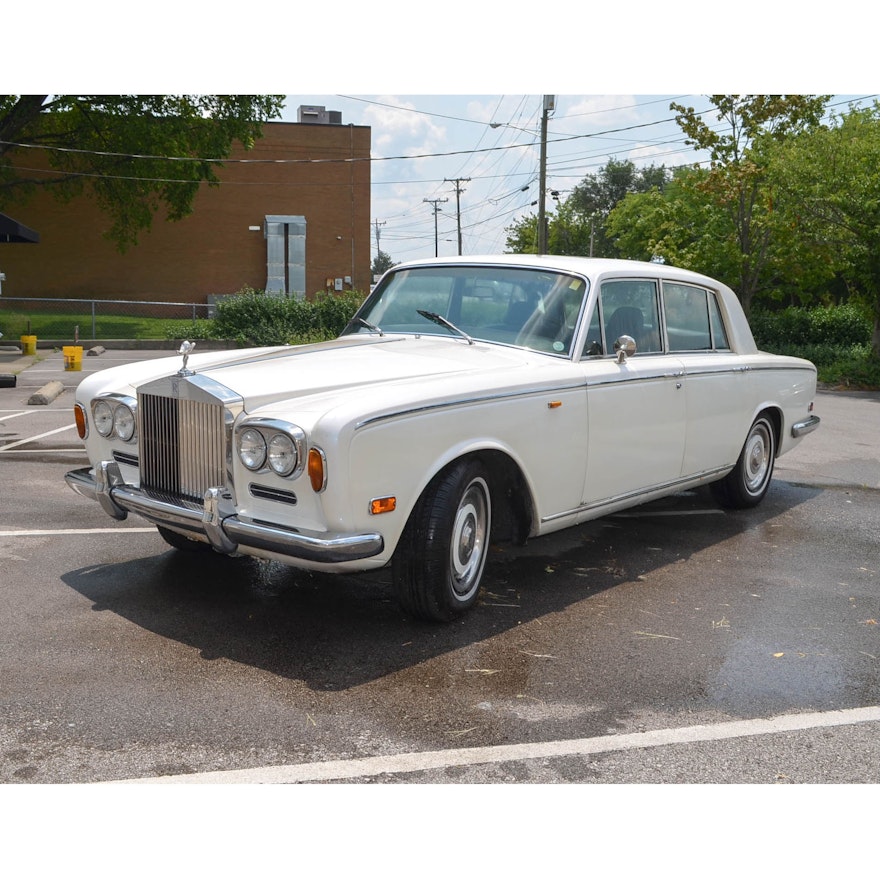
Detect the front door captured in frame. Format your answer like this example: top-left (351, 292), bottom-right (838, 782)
top-left (579, 278), bottom-right (687, 508)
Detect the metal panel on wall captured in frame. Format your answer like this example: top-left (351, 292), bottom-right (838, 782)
top-left (264, 215), bottom-right (306, 297)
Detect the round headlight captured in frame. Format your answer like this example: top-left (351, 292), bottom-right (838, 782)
top-left (238, 428), bottom-right (267, 470)
top-left (113, 404), bottom-right (136, 442)
top-left (267, 433), bottom-right (298, 476)
top-left (93, 400), bottom-right (114, 437)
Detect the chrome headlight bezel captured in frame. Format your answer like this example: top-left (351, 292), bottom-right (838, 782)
top-left (90, 395), bottom-right (138, 443)
top-left (235, 420), bottom-right (306, 480)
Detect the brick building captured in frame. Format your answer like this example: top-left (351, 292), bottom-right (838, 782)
top-left (0, 109), bottom-right (371, 303)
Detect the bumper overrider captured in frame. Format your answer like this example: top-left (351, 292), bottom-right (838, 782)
top-left (65, 461), bottom-right (384, 565)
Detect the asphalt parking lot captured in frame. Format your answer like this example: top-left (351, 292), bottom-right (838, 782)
top-left (1, 343), bottom-right (879, 788)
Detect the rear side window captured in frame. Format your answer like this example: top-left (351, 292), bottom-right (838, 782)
top-left (663, 283), bottom-right (730, 351)
top-left (708, 293), bottom-right (730, 349)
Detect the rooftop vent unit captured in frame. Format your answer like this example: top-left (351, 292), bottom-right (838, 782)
top-left (297, 105), bottom-right (342, 125)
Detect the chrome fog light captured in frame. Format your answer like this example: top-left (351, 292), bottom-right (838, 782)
top-left (238, 428), bottom-right (267, 470)
top-left (267, 433), bottom-right (298, 476)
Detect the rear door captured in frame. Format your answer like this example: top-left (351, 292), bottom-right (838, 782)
top-left (662, 281), bottom-right (749, 476)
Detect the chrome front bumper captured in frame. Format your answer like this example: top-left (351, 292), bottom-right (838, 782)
top-left (65, 462), bottom-right (384, 565)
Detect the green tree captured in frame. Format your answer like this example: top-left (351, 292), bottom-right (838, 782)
top-left (505, 158), bottom-right (670, 257)
top-left (768, 104), bottom-right (880, 355)
top-left (608, 166), bottom-right (739, 277)
top-left (504, 212), bottom-right (539, 254)
top-left (0, 95), bottom-right (284, 250)
top-left (371, 249), bottom-right (397, 277)
top-left (670, 95), bottom-right (830, 315)
top-left (566, 158), bottom-right (669, 257)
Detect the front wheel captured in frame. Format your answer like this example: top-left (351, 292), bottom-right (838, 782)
top-left (157, 525), bottom-right (213, 553)
top-left (393, 459), bottom-right (492, 622)
top-left (711, 414), bottom-right (777, 509)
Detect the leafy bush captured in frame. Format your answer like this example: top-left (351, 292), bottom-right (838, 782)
top-left (816, 352), bottom-right (880, 389)
top-left (751, 304), bottom-right (871, 348)
top-left (749, 305), bottom-right (878, 388)
top-left (166, 287), bottom-right (366, 346)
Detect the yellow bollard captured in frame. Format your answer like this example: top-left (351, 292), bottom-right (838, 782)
top-left (20, 335), bottom-right (37, 355)
top-left (63, 345), bottom-right (83, 371)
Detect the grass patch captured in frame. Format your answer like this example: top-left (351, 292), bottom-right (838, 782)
top-left (0, 307), bottom-right (203, 342)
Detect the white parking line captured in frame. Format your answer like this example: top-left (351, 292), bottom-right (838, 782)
top-left (0, 410), bottom-right (54, 419)
top-left (111, 704), bottom-right (880, 784)
top-left (0, 528), bottom-right (156, 537)
top-left (0, 424), bottom-right (76, 451)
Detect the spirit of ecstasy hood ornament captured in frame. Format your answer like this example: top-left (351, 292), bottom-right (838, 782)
top-left (177, 340), bottom-right (196, 377)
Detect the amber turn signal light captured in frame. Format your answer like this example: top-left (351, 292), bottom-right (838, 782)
top-left (370, 496), bottom-right (397, 515)
top-left (307, 447), bottom-right (327, 492)
top-left (74, 404), bottom-right (87, 439)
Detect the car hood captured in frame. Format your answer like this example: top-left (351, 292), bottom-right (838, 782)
top-left (191, 335), bottom-right (556, 412)
top-left (74, 335), bottom-right (570, 417)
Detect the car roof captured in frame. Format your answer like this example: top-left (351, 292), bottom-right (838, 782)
top-left (390, 254), bottom-right (726, 289)
top-left (384, 254), bottom-right (756, 354)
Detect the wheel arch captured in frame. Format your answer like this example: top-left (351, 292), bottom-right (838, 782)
top-left (404, 448), bottom-right (536, 549)
top-left (755, 405), bottom-right (783, 457)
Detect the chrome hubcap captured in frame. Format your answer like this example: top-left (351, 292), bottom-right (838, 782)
top-left (450, 478), bottom-right (489, 599)
top-left (744, 422), bottom-right (771, 493)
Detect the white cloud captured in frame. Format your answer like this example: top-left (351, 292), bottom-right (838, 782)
top-left (361, 96), bottom-right (447, 159)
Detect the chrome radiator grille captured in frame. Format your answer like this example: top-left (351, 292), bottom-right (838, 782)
top-left (138, 392), bottom-right (226, 503)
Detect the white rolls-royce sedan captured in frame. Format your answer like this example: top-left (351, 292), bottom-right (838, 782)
top-left (66, 256), bottom-right (820, 621)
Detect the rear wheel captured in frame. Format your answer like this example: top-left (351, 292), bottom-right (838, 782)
top-left (711, 414), bottom-right (777, 509)
top-left (393, 459), bottom-right (492, 622)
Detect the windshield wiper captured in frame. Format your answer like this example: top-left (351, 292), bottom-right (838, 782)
top-left (417, 310), bottom-right (474, 345)
top-left (353, 316), bottom-right (384, 336)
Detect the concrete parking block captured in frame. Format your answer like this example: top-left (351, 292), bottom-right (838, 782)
top-left (28, 379), bottom-right (65, 405)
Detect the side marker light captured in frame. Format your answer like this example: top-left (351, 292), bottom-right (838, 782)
top-left (370, 497), bottom-right (397, 515)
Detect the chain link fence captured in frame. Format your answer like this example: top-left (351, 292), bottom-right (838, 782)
top-left (0, 297), bottom-right (210, 342)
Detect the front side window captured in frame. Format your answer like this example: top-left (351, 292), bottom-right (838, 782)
top-left (597, 279), bottom-right (662, 355)
top-left (345, 266), bottom-right (589, 357)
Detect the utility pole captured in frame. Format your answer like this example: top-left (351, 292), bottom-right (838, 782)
top-left (444, 177), bottom-right (470, 255)
top-left (537, 95), bottom-right (555, 255)
top-left (372, 219), bottom-right (386, 271)
top-left (373, 219), bottom-right (386, 253)
top-left (423, 198), bottom-right (447, 257)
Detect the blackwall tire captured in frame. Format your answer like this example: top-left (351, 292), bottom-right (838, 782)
top-left (393, 459), bottom-right (492, 622)
top-left (157, 525), bottom-right (213, 553)
top-left (711, 414), bottom-right (777, 509)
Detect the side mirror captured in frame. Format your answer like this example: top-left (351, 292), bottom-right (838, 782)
top-left (614, 334), bottom-right (637, 363)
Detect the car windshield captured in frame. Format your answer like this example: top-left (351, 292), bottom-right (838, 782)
top-left (344, 265), bottom-right (589, 357)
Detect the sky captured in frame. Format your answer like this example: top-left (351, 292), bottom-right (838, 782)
top-left (280, 94), bottom-right (715, 263)
top-left (277, 93), bottom-right (877, 266)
